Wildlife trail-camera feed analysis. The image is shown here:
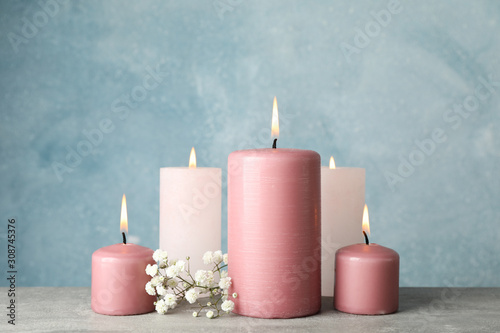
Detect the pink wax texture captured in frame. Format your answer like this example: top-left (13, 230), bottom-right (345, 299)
top-left (334, 243), bottom-right (399, 315)
top-left (91, 243), bottom-right (156, 315)
top-left (228, 148), bottom-right (321, 318)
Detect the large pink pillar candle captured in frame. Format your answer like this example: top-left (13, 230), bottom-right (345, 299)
top-left (228, 148), bottom-right (321, 319)
top-left (321, 161), bottom-right (365, 297)
top-left (334, 243), bottom-right (399, 315)
top-left (159, 148), bottom-right (221, 273)
top-left (91, 243), bottom-right (156, 315)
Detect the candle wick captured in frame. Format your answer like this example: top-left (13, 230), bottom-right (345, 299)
top-left (363, 231), bottom-right (369, 245)
top-left (272, 138), bottom-right (277, 149)
top-left (122, 232), bottom-right (127, 244)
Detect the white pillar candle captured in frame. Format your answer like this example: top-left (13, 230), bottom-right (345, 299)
top-left (159, 148), bottom-right (221, 274)
top-left (321, 156), bottom-right (365, 297)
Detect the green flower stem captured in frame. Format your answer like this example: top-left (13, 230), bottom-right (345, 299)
top-left (176, 275), bottom-right (194, 288)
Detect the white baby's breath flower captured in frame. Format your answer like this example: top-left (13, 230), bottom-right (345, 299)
top-left (175, 260), bottom-right (186, 272)
top-left (167, 278), bottom-right (178, 288)
top-left (202, 251), bottom-right (213, 265)
top-left (192, 311), bottom-right (198, 317)
top-left (185, 288), bottom-right (198, 304)
top-left (219, 277), bottom-right (232, 290)
top-left (153, 249), bottom-right (168, 263)
top-left (166, 260), bottom-right (186, 278)
top-left (163, 293), bottom-right (177, 308)
top-left (194, 270), bottom-right (215, 288)
top-left (160, 250), bottom-right (169, 262)
top-left (145, 282), bottom-right (156, 296)
top-left (146, 264), bottom-right (158, 277)
top-left (165, 266), bottom-right (177, 278)
top-left (150, 275), bottom-right (163, 287)
top-left (156, 284), bottom-right (168, 296)
top-left (223, 253), bottom-right (228, 265)
top-left (232, 293), bottom-right (238, 298)
top-left (152, 250), bottom-right (160, 262)
top-left (206, 310), bottom-right (214, 319)
top-left (221, 300), bottom-right (235, 313)
top-left (194, 270), bottom-right (204, 283)
top-left (212, 250), bottom-right (223, 264)
top-left (155, 299), bottom-right (168, 314)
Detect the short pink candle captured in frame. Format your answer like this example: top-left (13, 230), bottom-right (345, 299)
top-left (91, 243), bottom-right (156, 315)
top-left (91, 194), bottom-right (156, 316)
top-left (334, 242), bottom-right (399, 315)
top-left (228, 148), bottom-right (321, 319)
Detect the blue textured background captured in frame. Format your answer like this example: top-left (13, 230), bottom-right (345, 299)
top-left (0, 0), bottom-right (499, 287)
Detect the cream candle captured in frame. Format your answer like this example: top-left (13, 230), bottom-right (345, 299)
top-left (334, 205), bottom-right (399, 315)
top-left (321, 156), bottom-right (365, 297)
top-left (228, 97), bottom-right (321, 319)
top-left (91, 195), bottom-right (156, 315)
top-left (159, 147), bottom-right (221, 273)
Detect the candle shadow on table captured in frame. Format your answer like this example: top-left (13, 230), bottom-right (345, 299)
top-left (320, 297), bottom-right (335, 312)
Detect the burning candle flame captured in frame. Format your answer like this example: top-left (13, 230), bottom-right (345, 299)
top-left (271, 96), bottom-right (279, 138)
top-left (362, 204), bottom-right (370, 235)
top-left (329, 156), bottom-right (336, 169)
top-left (189, 147), bottom-right (197, 168)
top-left (120, 194), bottom-right (128, 235)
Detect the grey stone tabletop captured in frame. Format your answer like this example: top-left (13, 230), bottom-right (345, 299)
top-left (1, 288), bottom-right (499, 332)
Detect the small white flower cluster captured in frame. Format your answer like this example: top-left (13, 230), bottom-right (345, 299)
top-left (145, 251), bottom-right (184, 314)
top-left (145, 249), bottom-right (236, 319)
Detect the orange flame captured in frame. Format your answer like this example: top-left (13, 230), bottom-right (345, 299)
top-left (120, 194), bottom-right (128, 234)
top-left (189, 147), bottom-right (196, 168)
top-left (362, 204), bottom-right (370, 235)
top-left (271, 96), bottom-right (279, 138)
top-left (329, 156), bottom-right (336, 169)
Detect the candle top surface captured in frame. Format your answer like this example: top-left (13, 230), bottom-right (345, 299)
top-left (337, 243), bottom-right (399, 260)
top-left (230, 148), bottom-right (319, 159)
top-left (93, 243), bottom-right (154, 259)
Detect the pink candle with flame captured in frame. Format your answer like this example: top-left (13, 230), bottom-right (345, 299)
top-left (91, 195), bottom-right (156, 315)
top-left (334, 205), bottom-right (399, 315)
top-left (228, 98), bottom-right (321, 319)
